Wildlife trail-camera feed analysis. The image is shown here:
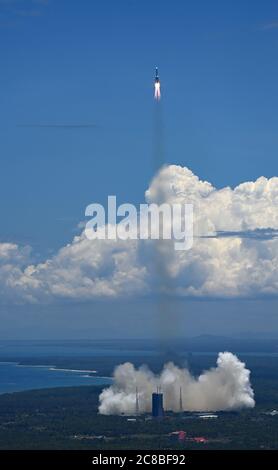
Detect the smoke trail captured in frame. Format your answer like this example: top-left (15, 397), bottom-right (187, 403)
top-left (153, 100), bottom-right (165, 172)
top-left (99, 352), bottom-right (255, 415)
top-left (152, 86), bottom-right (181, 356)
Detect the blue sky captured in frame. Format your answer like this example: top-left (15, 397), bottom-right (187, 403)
top-left (1, 0), bottom-right (278, 338)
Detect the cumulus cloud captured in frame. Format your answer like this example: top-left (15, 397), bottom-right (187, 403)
top-left (98, 352), bottom-right (255, 414)
top-left (0, 164), bottom-right (278, 302)
top-left (144, 166), bottom-right (278, 297)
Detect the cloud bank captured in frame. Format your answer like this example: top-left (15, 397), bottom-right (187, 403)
top-left (0, 165), bottom-right (278, 303)
top-left (98, 352), bottom-right (255, 414)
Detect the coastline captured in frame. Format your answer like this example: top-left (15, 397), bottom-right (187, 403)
top-left (0, 361), bottom-right (112, 395)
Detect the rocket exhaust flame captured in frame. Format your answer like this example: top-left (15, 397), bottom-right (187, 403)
top-left (154, 82), bottom-right (161, 100)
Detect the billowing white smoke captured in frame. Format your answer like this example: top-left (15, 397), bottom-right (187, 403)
top-left (99, 352), bottom-right (255, 415)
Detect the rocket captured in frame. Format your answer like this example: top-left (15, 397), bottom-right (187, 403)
top-left (154, 67), bottom-right (161, 100)
top-left (155, 67), bottom-right (159, 83)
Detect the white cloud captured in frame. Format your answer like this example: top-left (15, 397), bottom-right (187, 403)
top-left (0, 165), bottom-right (278, 303)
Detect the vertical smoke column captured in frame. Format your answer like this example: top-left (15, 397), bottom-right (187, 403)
top-left (152, 69), bottom-right (179, 361)
top-left (153, 94), bottom-right (164, 172)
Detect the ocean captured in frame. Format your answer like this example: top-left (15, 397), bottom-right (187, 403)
top-left (0, 361), bottom-right (112, 395)
top-left (0, 340), bottom-right (160, 394)
top-left (0, 341), bottom-right (118, 394)
top-left (0, 339), bottom-right (277, 395)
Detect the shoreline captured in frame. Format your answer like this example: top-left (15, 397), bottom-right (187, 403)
top-left (0, 360), bottom-right (99, 375)
top-left (0, 361), bottom-right (112, 395)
